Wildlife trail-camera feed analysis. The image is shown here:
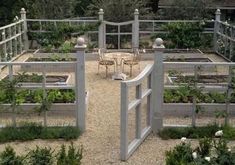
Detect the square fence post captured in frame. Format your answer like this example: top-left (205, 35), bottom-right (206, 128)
top-left (152, 38), bottom-right (165, 133)
top-left (213, 9), bottom-right (221, 53)
top-left (75, 37), bottom-right (87, 132)
top-left (20, 8), bottom-right (29, 51)
top-left (98, 9), bottom-right (105, 49)
top-left (133, 9), bottom-right (139, 49)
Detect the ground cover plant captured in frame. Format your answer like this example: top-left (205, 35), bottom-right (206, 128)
top-left (165, 131), bottom-right (235, 165)
top-left (159, 124), bottom-right (235, 140)
top-left (0, 143), bottom-right (83, 164)
top-left (0, 122), bottom-right (80, 143)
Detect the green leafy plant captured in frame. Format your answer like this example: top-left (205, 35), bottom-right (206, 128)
top-left (165, 133), bottom-right (235, 165)
top-left (0, 123), bottom-right (80, 143)
top-left (0, 77), bottom-right (25, 126)
top-left (161, 22), bottom-right (204, 49)
top-left (57, 143), bottom-right (83, 165)
top-left (165, 142), bottom-right (193, 165)
top-left (27, 146), bottom-right (54, 165)
top-left (158, 124), bottom-right (219, 140)
top-left (0, 145), bottom-right (24, 165)
top-left (0, 144), bottom-right (83, 165)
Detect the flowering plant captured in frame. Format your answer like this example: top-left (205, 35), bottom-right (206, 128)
top-left (165, 131), bottom-right (235, 165)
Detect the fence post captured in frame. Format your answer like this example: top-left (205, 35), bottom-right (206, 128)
top-left (213, 9), bottom-right (221, 53)
top-left (133, 9), bottom-right (139, 49)
top-left (98, 9), bottom-right (105, 49)
top-left (20, 8), bottom-right (29, 51)
top-left (2, 30), bottom-right (7, 61)
top-left (152, 38), bottom-right (165, 133)
top-left (75, 37), bottom-right (87, 132)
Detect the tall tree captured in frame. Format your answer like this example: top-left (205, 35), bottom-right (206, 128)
top-left (157, 0), bottom-right (213, 20)
top-left (74, 0), bottom-right (93, 17)
top-left (86, 0), bottom-right (152, 22)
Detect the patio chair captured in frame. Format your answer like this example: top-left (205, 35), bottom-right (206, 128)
top-left (122, 48), bottom-right (141, 77)
top-left (97, 48), bottom-right (115, 78)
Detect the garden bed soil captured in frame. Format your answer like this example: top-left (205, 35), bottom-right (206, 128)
top-left (26, 57), bottom-right (76, 62)
top-left (164, 57), bottom-right (212, 62)
top-left (4, 75), bottom-right (69, 84)
top-left (168, 75), bottom-right (231, 84)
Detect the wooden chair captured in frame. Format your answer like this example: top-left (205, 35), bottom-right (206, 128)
top-left (122, 48), bottom-right (141, 77)
top-left (97, 48), bottom-right (115, 78)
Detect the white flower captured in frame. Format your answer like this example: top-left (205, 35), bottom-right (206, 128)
top-left (181, 137), bottom-right (187, 143)
top-left (192, 152), bottom-right (197, 159)
top-left (205, 157), bottom-right (210, 162)
top-left (143, 49), bottom-right (146, 53)
top-left (215, 130), bottom-right (223, 137)
top-left (228, 148), bottom-right (231, 152)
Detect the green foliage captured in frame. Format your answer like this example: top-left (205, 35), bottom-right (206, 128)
top-left (161, 22), bottom-right (204, 49)
top-left (0, 123), bottom-right (80, 143)
top-left (0, 144), bottom-right (83, 165)
top-left (159, 124), bottom-right (235, 140)
top-left (196, 138), bottom-right (213, 157)
top-left (86, 0), bottom-right (152, 22)
top-left (57, 143), bottom-right (83, 165)
top-left (164, 87), bottom-right (228, 104)
top-left (165, 142), bottom-right (193, 165)
top-left (165, 135), bottom-right (235, 165)
top-left (17, 72), bottom-right (43, 83)
top-left (29, 22), bottom-right (99, 49)
top-left (157, 0), bottom-right (213, 20)
top-left (0, 146), bottom-right (24, 165)
top-left (0, 89), bottom-right (75, 104)
top-left (27, 146), bottom-right (54, 165)
top-left (158, 124), bottom-right (220, 140)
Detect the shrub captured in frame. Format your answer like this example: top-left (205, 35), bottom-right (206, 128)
top-left (0, 123), bottom-right (80, 143)
top-left (165, 134), bottom-right (235, 165)
top-left (57, 143), bottom-right (83, 165)
top-left (27, 146), bottom-right (54, 165)
top-left (0, 146), bottom-right (24, 165)
top-left (165, 142), bottom-right (193, 165)
top-left (0, 144), bottom-right (83, 165)
top-left (158, 124), bottom-right (220, 140)
top-left (161, 22), bottom-right (204, 49)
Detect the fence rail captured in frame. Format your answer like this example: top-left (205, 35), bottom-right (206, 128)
top-left (0, 20), bottom-right (25, 62)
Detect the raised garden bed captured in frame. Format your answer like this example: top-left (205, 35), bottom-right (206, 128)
top-left (3, 74), bottom-right (70, 86)
top-left (0, 89), bottom-right (89, 117)
top-left (163, 88), bottom-right (235, 117)
top-left (164, 57), bottom-right (212, 62)
top-left (167, 74), bottom-right (233, 85)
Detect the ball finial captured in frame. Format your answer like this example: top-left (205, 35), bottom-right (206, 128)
top-left (99, 9), bottom-right (103, 12)
top-left (20, 8), bottom-right (26, 13)
top-left (215, 9), bottom-right (221, 15)
top-left (77, 37), bottom-right (85, 46)
top-left (134, 9), bottom-right (139, 14)
top-left (155, 38), bottom-right (163, 46)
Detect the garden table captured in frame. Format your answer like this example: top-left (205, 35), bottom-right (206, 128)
top-left (104, 52), bottom-right (133, 80)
